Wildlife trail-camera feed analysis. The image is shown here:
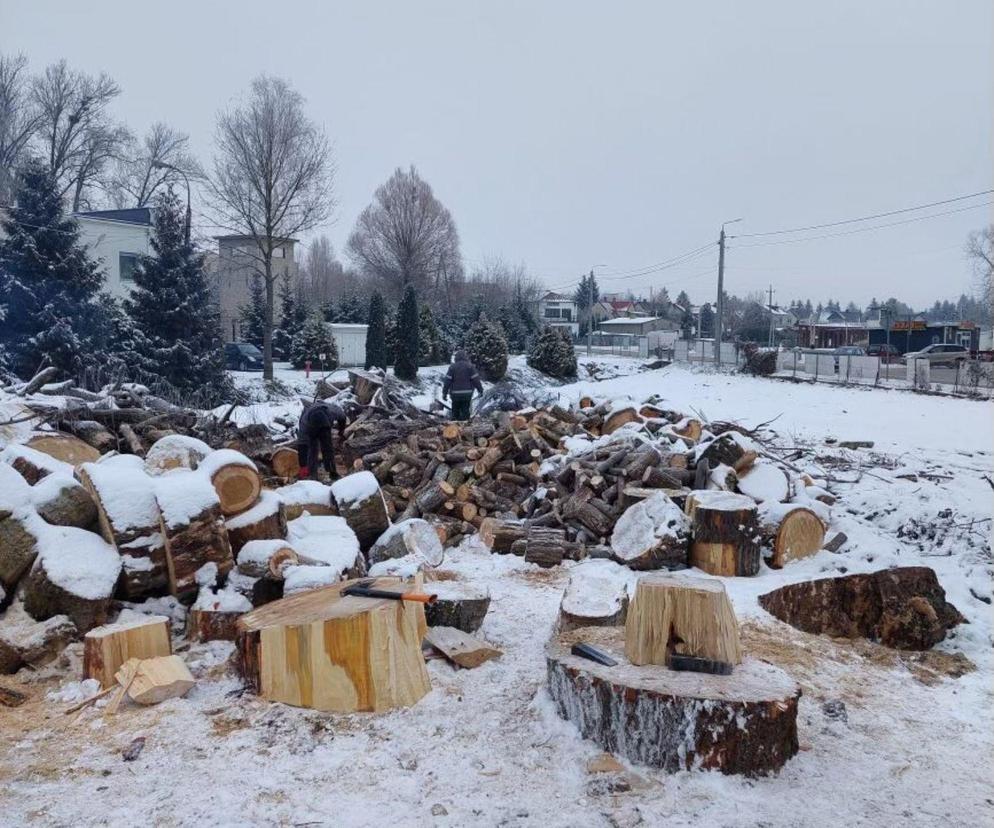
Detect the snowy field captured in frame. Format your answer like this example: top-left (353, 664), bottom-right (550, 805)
top-left (2, 361), bottom-right (992, 827)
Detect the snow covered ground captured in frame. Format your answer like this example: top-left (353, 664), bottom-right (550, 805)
top-left (2, 362), bottom-right (992, 827)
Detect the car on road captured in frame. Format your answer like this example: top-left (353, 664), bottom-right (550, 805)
top-left (901, 343), bottom-right (969, 367)
top-left (866, 343), bottom-right (900, 363)
top-left (225, 342), bottom-right (264, 371)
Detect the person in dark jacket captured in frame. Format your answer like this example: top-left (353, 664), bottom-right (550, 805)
top-left (442, 350), bottom-right (484, 420)
top-left (297, 400), bottom-right (347, 480)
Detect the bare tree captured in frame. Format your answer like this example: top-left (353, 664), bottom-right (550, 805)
top-left (966, 225), bottom-right (993, 314)
top-left (458, 255), bottom-right (541, 312)
top-left (208, 75), bottom-right (334, 379)
top-left (0, 53), bottom-right (41, 203)
top-left (346, 165), bottom-right (462, 302)
top-left (109, 122), bottom-right (202, 208)
top-left (31, 60), bottom-right (130, 210)
top-left (299, 235), bottom-right (354, 305)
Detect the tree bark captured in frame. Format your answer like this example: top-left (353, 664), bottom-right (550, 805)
top-left (687, 492), bottom-right (761, 577)
top-left (423, 580), bottom-right (490, 632)
top-left (225, 491), bottom-right (288, 556)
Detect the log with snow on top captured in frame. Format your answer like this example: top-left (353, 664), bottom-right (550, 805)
top-left (197, 449), bottom-right (262, 516)
top-left (331, 471), bottom-right (390, 551)
top-left (368, 519), bottom-right (444, 568)
top-left (154, 470), bottom-right (234, 602)
top-left (757, 502), bottom-right (827, 569)
top-left (25, 433), bottom-right (102, 466)
top-left (558, 559), bottom-right (633, 632)
top-left (0, 465), bottom-right (41, 589)
top-left (188, 582), bottom-right (253, 642)
top-left (685, 490), bottom-right (762, 577)
top-left (610, 492), bottom-right (690, 571)
top-left (285, 514), bottom-right (365, 579)
top-left (30, 474), bottom-right (98, 529)
top-left (224, 490), bottom-right (287, 555)
top-left (236, 539), bottom-right (303, 579)
top-left (736, 459), bottom-right (790, 503)
top-left (270, 445), bottom-right (300, 480)
top-left (423, 580), bottom-right (491, 633)
top-left (0, 602), bottom-right (77, 675)
top-left (275, 480), bottom-right (335, 520)
top-left (22, 520), bottom-right (122, 633)
top-left (2, 443), bottom-right (74, 485)
top-left (144, 434), bottom-right (211, 475)
top-left (83, 612), bottom-right (172, 688)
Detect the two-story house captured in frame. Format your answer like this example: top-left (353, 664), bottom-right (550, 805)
top-left (74, 208), bottom-right (154, 299)
top-left (215, 235), bottom-right (299, 343)
top-left (536, 291), bottom-right (579, 337)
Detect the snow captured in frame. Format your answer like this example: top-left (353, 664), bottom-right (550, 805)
top-left (224, 489), bottom-right (281, 529)
top-left (29, 472), bottom-right (82, 508)
top-left (282, 564), bottom-right (342, 595)
top-left (611, 492), bottom-right (690, 559)
top-left (31, 517), bottom-right (121, 599)
top-left (736, 460), bottom-right (790, 503)
top-left (192, 583), bottom-right (252, 613)
top-left (78, 460), bottom-right (160, 530)
top-left (1, 443), bottom-right (73, 479)
top-left (689, 489), bottom-right (757, 511)
top-left (367, 555), bottom-right (423, 579)
top-left (275, 479), bottom-right (332, 507)
top-left (330, 470), bottom-right (379, 507)
top-left (369, 518), bottom-right (444, 567)
top-left (0, 462), bottom-right (31, 511)
top-left (285, 514), bottom-right (361, 573)
top-left (154, 470), bottom-right (221, 528)
top-left (237, 539), bottom-right (294, 571)
top-left (196, 448), bottom-right (258, 479)
top-left (561, 559), bottom-right (636, 617)
top-left (2, 361), bottom-right (992, 827)
top-left (144, 434), bottom-right (211, 473)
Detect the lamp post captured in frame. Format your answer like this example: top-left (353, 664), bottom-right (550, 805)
top-left (585, 264), bottom-right (607, 356)
top-left (150, 160), bottom-right (192, 245)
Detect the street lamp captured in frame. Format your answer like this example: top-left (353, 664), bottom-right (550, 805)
top-left (585, 264), bottom-right (608, 356)
top-left (715, 218), bottom-right (742, 364)
top-left (150, 160), bottom-right (192, 246)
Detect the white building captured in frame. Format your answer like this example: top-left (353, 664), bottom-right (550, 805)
top-left (536, 291), bottom-right (579, 337)
top-left (327, 323), bottom-right (368, 368)
top-left (73, 208), bottom-right (154, 299)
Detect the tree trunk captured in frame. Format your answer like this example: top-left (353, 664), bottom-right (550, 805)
top-left (235, 576), bottom-right (430, 712)
top-left (0, 514), bottom-right (40, 590)
top-left (204, 454), bottom-right (263, 517)
top-left (225, 491), bottom-right (288, 556)
top-left (423, 580), bottom-right (490, 632)
top-left (270, 446), bottom-right (300, 480)
top-left (160, 505), bottom-right (234, 603)
top-left (368, 518), bottom-right (444, 567)
top-left (522, 527), bottom-right (569, 568)
top-left (558, 559), bottom-right (630, 632)
top-left (236, 540), bottom-right (300, 579)
top-left (83, 615), bottom-right (172, 689)
top-left (33, 479), bottom-right (98, 529)
top-left (687, 491), bottom-right (761, 577)
top-left (25, 433), bottom-right (101, 466)
top-left (758, 505), bottom-right (826, 568)
top-left (333, 474), bottom-right (390, 552)
top-left (478, 518), bottom-right (528, 553)
top-left (546, 626), bottom-right (800, 775)
top-left (188, 608), bottom-right (243, 642)
top-left (610, 493), bottom-right (690, 571)
top-left (144, 434), bottom-right (211, 475)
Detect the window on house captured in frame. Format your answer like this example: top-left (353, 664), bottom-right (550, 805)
top-left (119, 253), bottom-right (139, 282)
top-left (272, 246), bottom-right (285, 259)
top-left (561, 309), bottom-right (572, 321)
top-left (544, 308), bottom-right (562, 319)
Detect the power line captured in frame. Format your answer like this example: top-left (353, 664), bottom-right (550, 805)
top-left (732, 188), bottom-right (992, 239)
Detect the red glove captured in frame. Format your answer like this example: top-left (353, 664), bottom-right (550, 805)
top-left (299, 466), bottom-right (310, 479)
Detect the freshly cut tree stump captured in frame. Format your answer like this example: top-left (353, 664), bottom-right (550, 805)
top-left (736, 461), bottom-right (790, 504)
top-left (547, 626), bottom-right (799, 775)
top-left (23, 526), bottom-right (121, 633)
top-left (155, 471), bottom-right (234, 602)
top-left (144, 434), bottom-right (211, 475)
top-left (625, 573), bottom-right (742, 666)
top-left (198, 450), bottom-right (262, 516)
top-left (225, 490), bottom-right (288, 555)
top-left (235, 576), bottom-right (431, 713)
top-left (368, 518), bottom-right (445, 567)
top-left (611, 493), bottom-right (690, 571)
top-left (331, 472), bottom-right (390, 552)
top-left (275, 481), bottom-right (335, 520)
top-left (757, 504), bottom-right (826, 568)
top-left (478, 518), bottom-right (528, 553)
top-left (32, 476), bottom-right (98, 528)
top-left (759, 566), bottom-right (964, 650)
top-left (84, 614), bottom-right (172, 689)
top-left (26, 433), bottom-right (101, 467)
top-left (559, 559), bottom-right (631, 632)
top-left (423, 580), bottom-right (491, 632)
top-left (270, 446), bottom-right (301, 479)
top-left (687, 491), bottom-right (761, 577)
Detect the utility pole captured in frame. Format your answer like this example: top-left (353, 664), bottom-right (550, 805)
top-left (767, 284), bottom-right (776, 347)
top-left (715, 229), bottom-right (726, 364)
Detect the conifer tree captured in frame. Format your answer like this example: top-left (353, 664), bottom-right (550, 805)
top-left (122, 189), bottom-right (227, 393)
top-left (335, 292), bottom-right (367, 323)
top-left (273, 275), bottom-right (307, 359)
top-left (528, 325), bottom-right (577, 378)
top-left (394, 284), bottom-right (419, 380)
top-left (0, 160), bottom-right (105, 377)
top-left (418, 304), bottom-right (448, 364)
top-left (364, 292), bottom-right (388, 370)
top-left (239, 274), bottom-right (266, 347)
top-left (290, 311), bottom-right (338, 370)
top-left (464, 313), bottom-right (508, 381)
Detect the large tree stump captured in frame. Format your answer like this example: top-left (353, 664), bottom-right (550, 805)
top-left (198, 449), bottom-right (262, 516)
top-left (625, 573), bottom-right (742, 666)
top-left (225, 490), bottom-right (288, 555)
top-left (275, 481), bottom-right (335, 521)
top-left (368, 518), bottom-right (444, 567)
top-left (23, 526), bottom-right (121, 633)
top-left (759, 566), bottom-right (964, 650)
top-left (757, 504), bottom-right (826, 569)
top-left (235, 576), bottom-right (430, 713)
top-left (558, 559), bottom-right (631, 632)
top-left (423, 580), bottom-right (491, 632)
top-left (26, 433), bottom-right (101, 467)
top-left (270, 446), bottom-right (300, 480)
top-left (478, 518), bottom-right (528, 553)
top-left (144, 434), bottom-right (211, 475)
top-left (611, 493), bottom-right (690, 571)
top-left (546, 626), bottom-right (799, 775)
top-left (155, 471), bottom-right (234, 602)
top-left (331, 472), bottom-right (390, 552)
top-left (31, 475), bottom-right (98, 529)
top-left (687, 491), bottom-right (761, 577)
top-left (83, 614), bottom-right (172, 688)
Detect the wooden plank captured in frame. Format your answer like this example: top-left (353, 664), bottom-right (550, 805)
top-left (424, 626), bottom-right (502, 669)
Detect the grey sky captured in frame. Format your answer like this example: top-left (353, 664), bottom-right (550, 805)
top-left (4, 1), bottom-right (991, 308)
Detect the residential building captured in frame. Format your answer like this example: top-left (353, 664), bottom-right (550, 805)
top-left (73, 208), bottom-right (153, 298)
top-left (794, 309), bottom-right (868, 349)
top-left (215, 235), bottom-right (298, 343)
top-left (596, 316), bottom-right (676, 337)
top-left (536, 291), bottom-right (579, 337)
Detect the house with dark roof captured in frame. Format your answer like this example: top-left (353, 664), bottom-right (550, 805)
top-left (73, 207), bottom-right (154, 298)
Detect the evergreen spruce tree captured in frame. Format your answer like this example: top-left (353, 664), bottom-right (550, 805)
top-left (0, 160), bottom-right (105, 377)
top-left (273, 275), bottom-right (307, 359)
top-left (384, 313), bottom-right (398, 365)
top-left (290, 311), bottom-right (338, 370)
top-left (239, 274), bottom-right (266, 348)
top-left (394, 284), bottom-right (419, 381)
top-left (497, 304), bottom-right (527, 353)
top-left (336, 292), bottom-right (367, 323)
top-left (528, 325), bottom-right (577, 378)
top-left (464, 313), bottom-right (508, 381)
top-left (364, 292), bottom-right (388, 370)
top-left (418, 304), bottom-right (447, 365)
top-left (122, 189), bottom-right (227, 393)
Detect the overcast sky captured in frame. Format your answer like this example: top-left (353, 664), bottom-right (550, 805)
top-left (4, 1), bottom-right (992, 307)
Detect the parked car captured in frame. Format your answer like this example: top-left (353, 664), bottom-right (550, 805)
top-left (866, 343), bottom-right (900, 363)
top-left (832, 345), bottom-right (865, 371)
top-left (225, 342), bottom-right (264, 371)
top-left (901, 343), bottom-right (969, 367)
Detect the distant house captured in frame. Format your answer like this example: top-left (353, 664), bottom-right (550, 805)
top-left (215, 235), bottom-right (299, 343)
top-left (794, 310), bottom-right (868, 349)
top-left (590, 300), bottom-right (614, 324)
top-left (74, 207), bottom-right (153, 299)
top-left (596, 316), bottom-right (676, 337)
top-left (536, 291), bottom-right (579, 337)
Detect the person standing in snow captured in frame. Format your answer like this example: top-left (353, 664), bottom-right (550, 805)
top-left (297, 400), bottom-right (347, 480)
top-left (442, 350), bottom-right (484, 421)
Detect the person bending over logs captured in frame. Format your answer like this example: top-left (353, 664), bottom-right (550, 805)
top-left (297, 400), bottom-right (347, 481)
